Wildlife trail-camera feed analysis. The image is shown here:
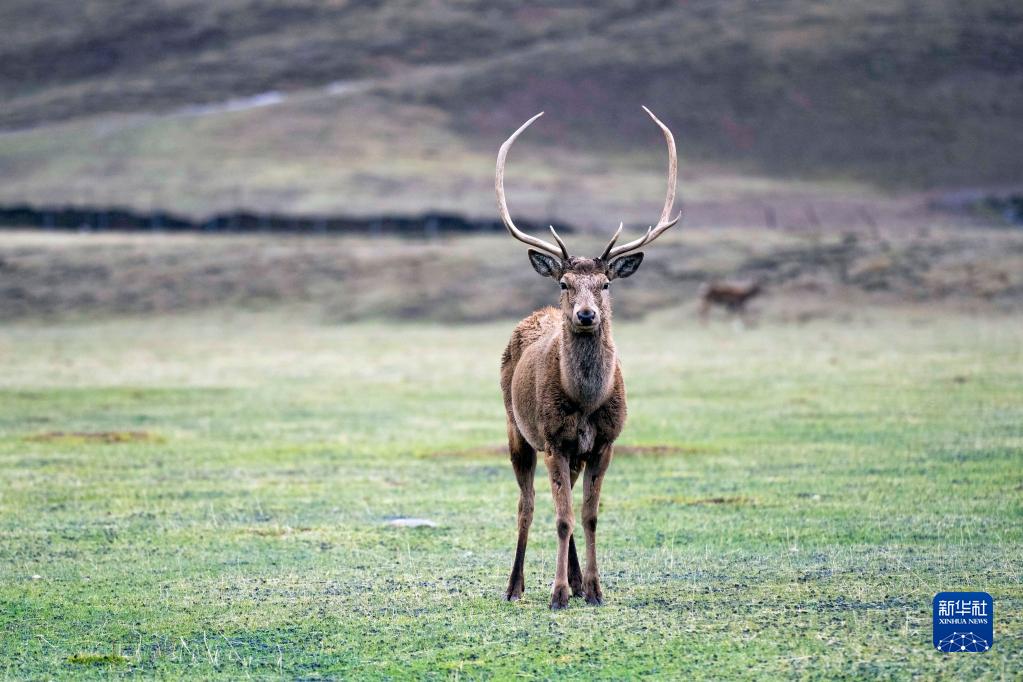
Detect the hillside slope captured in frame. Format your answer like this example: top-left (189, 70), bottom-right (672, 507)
top-left (1, 0), bottom-right (1021, 216)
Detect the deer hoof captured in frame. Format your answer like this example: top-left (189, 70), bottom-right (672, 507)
top-left (583, 578), bottom-right (604, 606)
top-left (549, 584), bottom-right (571, 610)
top-left (505, 579), bottom-right (524, 602)
top-left (504, 570), bottom-right (525, 602)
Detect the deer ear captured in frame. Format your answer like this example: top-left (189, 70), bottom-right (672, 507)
top-left (528, 249), bottom-right (563, 279)
top-left (608, 252), bottom-right (644, 280)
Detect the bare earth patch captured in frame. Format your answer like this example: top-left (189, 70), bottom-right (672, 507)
top-left (650, 495), bottom-right (759, 507)
top-left (615, 444), bottom-right (720, 457)
top-left (25, 430), bottom-right (160, 444)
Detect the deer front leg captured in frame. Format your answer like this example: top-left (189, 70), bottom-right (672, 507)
top-left (544, 449), bottom-right (574, 609)
top-left (582, 441), bottom-right (613, 605)
top-left (698, 297), bottom-right (711, 324)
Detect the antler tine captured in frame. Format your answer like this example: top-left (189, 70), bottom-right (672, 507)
top-left (603, 106), bottom-right (682, 260)
top-left (548, 226), bottom-right (570, 259)
top-left (599, 222), bottom-right (624, 260)
top-left (495, 112), bottom-right (569, 260)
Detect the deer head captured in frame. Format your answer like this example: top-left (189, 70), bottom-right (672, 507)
top-left (496, 107), bottom-right (680, 334)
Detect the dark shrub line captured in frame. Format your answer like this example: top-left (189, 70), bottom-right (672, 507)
top-left (0, 204), bottom-right (572, 236)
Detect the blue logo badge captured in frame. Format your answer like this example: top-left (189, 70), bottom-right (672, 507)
top-left (933, 592), bottom-right (993, 652)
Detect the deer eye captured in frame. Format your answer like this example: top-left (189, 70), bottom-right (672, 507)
top-left (602, 282), bottom-right (610, 290)
top-left (560, 281), bottom-right (569, 291)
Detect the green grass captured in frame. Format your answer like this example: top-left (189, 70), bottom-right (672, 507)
top-left (1, 310), bottom-right (1021, 679)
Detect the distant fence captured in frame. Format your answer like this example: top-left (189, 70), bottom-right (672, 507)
top-left (0, 204), bottom-right (570, 236)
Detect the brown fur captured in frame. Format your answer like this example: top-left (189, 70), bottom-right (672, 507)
top-left (698, 279), bottom-right (763, 321)
top-left (495, 107), bottom-right (679, 609)
top-left (501, 256), bottom-right (629, 609)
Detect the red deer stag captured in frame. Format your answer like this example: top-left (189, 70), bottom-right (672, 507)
top-left (697, 279), bottom-right (763, 324)
top-left (497, 107), bottom-right (680, 609)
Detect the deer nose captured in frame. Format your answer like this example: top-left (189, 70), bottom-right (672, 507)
top-left (576, 309), bottom-right (596, 326)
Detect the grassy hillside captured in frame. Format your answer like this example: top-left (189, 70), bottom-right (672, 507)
top-left (1, 1), bottom-right (1021, 218)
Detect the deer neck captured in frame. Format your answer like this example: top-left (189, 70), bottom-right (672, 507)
top-left (559, 321), bottom-right (616, 411)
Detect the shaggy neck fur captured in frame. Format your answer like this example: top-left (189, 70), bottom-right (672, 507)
top-left (559, 319), bottom-right (616, 411)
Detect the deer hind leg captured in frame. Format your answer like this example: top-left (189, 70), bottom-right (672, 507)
top-left (505, 423), bottom-right (536, 602)
top-left (582, 441), bottom-right (614, 605)
top-left (739, 301), bottom-right (757, 328)
top-left (544, 449), bottom-right (575, 609)
top-left (567, 461), bottom-right (585, 597)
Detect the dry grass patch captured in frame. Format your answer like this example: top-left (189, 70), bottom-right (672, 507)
top-left (649, 495), bottom-right (759, 507)
top-left (66, 652), bottom-right (128, 666)
top-left (25, 430), bottom-right (161, 444)
top-left (615, 444), bottom-right (721, 457)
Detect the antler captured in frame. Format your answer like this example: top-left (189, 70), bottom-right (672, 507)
top-left (601, 106), bottom-right (681, 261)
top-left (495, 112), bottom-right (570, 260)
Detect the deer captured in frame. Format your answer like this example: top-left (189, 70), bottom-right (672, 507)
top-left (697, 279), bottom-right (763, 324)
top-left (497, 107), bottom-right (680, 609)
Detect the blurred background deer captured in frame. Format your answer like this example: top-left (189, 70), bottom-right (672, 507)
top-left (698, 279), bottom-right (764, 325)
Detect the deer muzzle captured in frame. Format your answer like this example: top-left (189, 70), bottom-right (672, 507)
top-left (574, 306), bottom-right (599, 331)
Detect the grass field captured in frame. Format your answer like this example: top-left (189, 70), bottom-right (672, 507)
top-left (1, 308), bottom-right (1021, 678)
